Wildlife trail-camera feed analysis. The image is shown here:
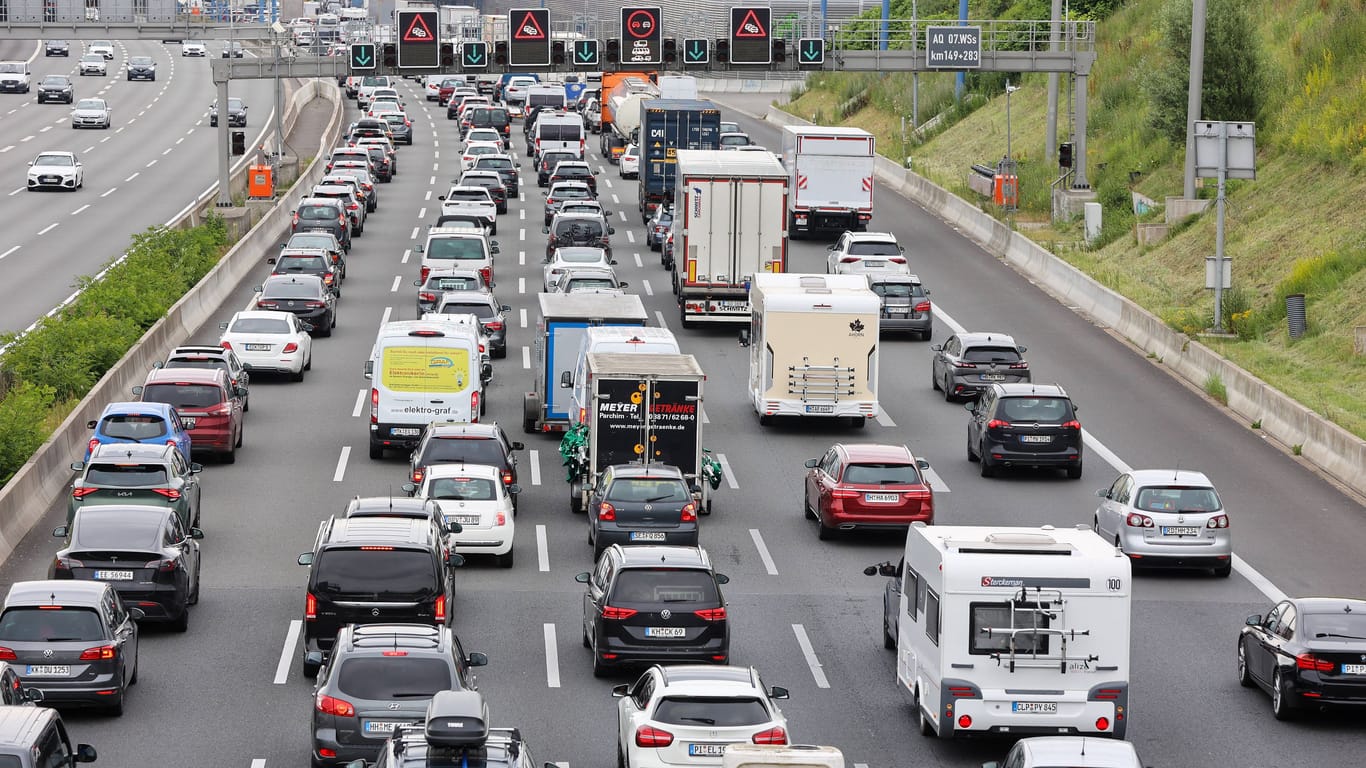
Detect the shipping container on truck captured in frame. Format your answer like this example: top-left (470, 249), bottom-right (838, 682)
top-left (562, 353), bottom-right (711, 515)
top-left (781, 125), bottom-right (876, 238)
top-left (672, 149), bottom-right (788, 328)
top-left (638, 98), bottom-right (721, 222)
top-left (598, 72), bottom-right (657, 160)
top-left (523, 293), bottom-right (648, 435)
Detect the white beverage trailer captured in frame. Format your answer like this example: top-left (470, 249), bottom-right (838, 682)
top-left (895, 524), bottom-right (1132, 740)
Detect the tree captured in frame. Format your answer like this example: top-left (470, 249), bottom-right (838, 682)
top-left (1146, 0), bottom-right (1267, 143)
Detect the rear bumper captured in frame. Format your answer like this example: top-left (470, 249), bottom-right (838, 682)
top-left (187, 421), bottom-right (235, 452)
top-left (880, 313), bottom-right (932, 334)
top-left (593, 526), bottom-right (698, 551)
top-left (113, 584), bottom-right (189, 621)
top-left (948, 372), bottom-right (1030, 396)
top-left (983, 440), bottom-right (1082, 467)
top-left (370, 422), bottom-right (427, 450)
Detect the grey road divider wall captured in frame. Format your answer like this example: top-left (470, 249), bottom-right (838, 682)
top-left (759, 104), bottom-right (1366, 498)
top-left (694, 78), bottom-right (799, 95)
top-left (0, 80), bottom-right (344, 566)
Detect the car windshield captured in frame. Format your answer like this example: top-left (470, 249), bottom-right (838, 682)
top-left (0, 63), bottom-right (25, 73)
top-left (288, 235), bottom-right (338, 250)
top-left (427, 476), bottom-right (496, 500)
top-left (41, 76), bottom-right (68, 85)
top-left (0, 608), bottom-right (105, 642)
top-left (100, 414), bottom-right (168, 440)
top-left (74, 513), bottom-right (163, 550)
top-left (652, 697), bottom-right (770, 727)
top-left (996, 397), bottom-right (1074, 423)
top-left (35, 155), bottom-right (74, 167)
top-left (870, 282), bottom-right (924, 298)
top-left (848, 242), bottom-right (901, 256)
top-left (85, 463), bottom-right (170, 486)
top-left (439, 301), bottom-right (495, 320)
top-left (962, 346), bottom-right (1022, 364)
top-left (1305, 611), bottom-right (1366, 640)
top-left (298, 205), bottom-right (338, 220)
top-left (611, 569), bottom-right (719, 604)
top-left (607, 478), bottom-right (690, 503)
top-left (130, 57), bottom-right (153, 65)
top-left (231, 317), bottom-right (290, 334)
top-left (313, 549), bottom-right (437, 598)
top-left (141, 383), bottom-right (223, 410)
top-left (427, 238), bottom-right (485, 260)
top-left (277, 256), bottom-right (329, 272)
top-left (842, 462), bottom-right (921, 485)
top-left (336, 657), bottom-right (456, 700)
top-left (226, 99), bottom-right (243, 110)
top-left (1134, 485), bottom-right (1221, 513)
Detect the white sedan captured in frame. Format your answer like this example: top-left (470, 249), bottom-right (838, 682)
top-left (27, 151), bottom-right (83, 191)
top-left (619, 144), bottom-right (639, 179)
top-left (410, 463), bottom-right (516, 568)
top-left (544, 246), bottom-right (613, 291)
top-left (181, 40), bottom-right (207, 57)
top-left (218, 310), bottom-right (313, 381)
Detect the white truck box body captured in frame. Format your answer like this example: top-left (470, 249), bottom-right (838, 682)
top-left (568, 326), bottom-right (681, 427)
top-left (780, 126), bottom-right (875, 236)
top-left (722, 745), bottom-right (844, 768)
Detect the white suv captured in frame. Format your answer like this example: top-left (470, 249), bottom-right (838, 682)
top-left (826, 231), bottom-right (908, 276)
top-left (415, 226), bottom-right (498, 289)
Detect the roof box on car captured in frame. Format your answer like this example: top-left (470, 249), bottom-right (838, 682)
top-left (425, 690), bottom-right (489, 748)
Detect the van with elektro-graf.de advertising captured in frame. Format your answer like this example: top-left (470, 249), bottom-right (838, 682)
top-left (364, 319), bottom-right (490, 459)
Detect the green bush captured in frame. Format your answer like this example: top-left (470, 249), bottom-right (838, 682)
top-left (0, 383), bottom-right (57, 484)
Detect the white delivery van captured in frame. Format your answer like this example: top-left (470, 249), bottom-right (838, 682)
top-left (364, 318), bottom-right (490, 459)
top-left (533, 111), bottom-right (586, 159)
top-left (565, 326), bottom-right (681, 428)
top-left (656, 75), bottom-right (698, 99)
top-left (525, 83), bottom-right (567, 110)
top-left (742, 273), bottom-right (880, 428)
top-left (895, 524), bottom-right (1132, 740)
top-left (723, 745), bottom-right (844, 768)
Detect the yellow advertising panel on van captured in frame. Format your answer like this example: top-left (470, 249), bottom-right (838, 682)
top-left (381, 346), bottom-right (470, 393)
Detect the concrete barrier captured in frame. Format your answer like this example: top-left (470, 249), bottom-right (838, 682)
top-left (756, 103), bottom-right (1366, 497)
top-left (0, 81), bottom-right (345, 566)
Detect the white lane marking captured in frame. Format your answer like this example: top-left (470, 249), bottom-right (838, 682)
top-left (20, 135), bottom-right (33, 142)
top-left (7, 188), bottom-right (21, 196)
top-left (933, 304), bottom-right (967, 335)
top-left (642, 280), bottom-right (653, 296)
top-left (715, 453), bottom-right (740, 490)
top-left (100, 187), bottom-right (117, 197)
top-left (1235, 555), bottom-right (1289, 602)
top-left (634, 253), bottom-right (643, 268)
top-left (529, 450), bottom-right (542, 485)
top-left (425, 190), bottom-right (432, 201)
top-left (619, 211), bottom-right (628, 222)
top-left (402, 249), bottom-right (411, 264)
top-left (0, 145), bottom-right (12, 153)
top-left (433, 162), bottom-right (439, 171)
top-left (543, 624), bottom-right (561, 688)
top-left (519, 208), bottom-right (526, 220)
top-left (332, 446), bottom-right (351, 482)
top-left (1083, 428), bottom-right (1132, 474)
top-left (410, 226), bottom-right (419, 240)
top-left (381, 306), bottom-right (393, 326)
top-left (701, 409), bottom-right (710, 424)
top-left (417, 207), bottom-right (426, 219)
top-left (876, 411), bottom-right (896, 427)
top-left (175, 137), bottom-right (184, 145)
top-left (922, 466), bottom-right (952, 493)
top-left (518, 277), bottom-right (525, 294)
top-left (429, 175), bottom-right (435, 185)
top-left (750, 529), bottom-right (779, 576)
top-left (655, 310), bottom-right (668, 329)
top-left (251, 759), bottom-right (266, 768)
top-left (38, 126), bottom-right (51, 133)
top-left (519, 307), bottom-right (528, 328)
top-left (125, 172), bottom-right (139, 181)
top-left (352, 389), bottom-right (366, 418)
top-left (522, 345), bottom-right (531, 369)
top-left (519, 250), bottom-right (526, 266)
top-left (519, 228), bottom-right (526, 241)
top-left (162, 147), bottom-right (173, 155)
top-left (272, 620), bottom-right (302, 684)
top-left (84, 146), bottom-right (95, 153)
top-left (603, 178), bottom-right (612, 189)
top-left (37, 223), bottom-right (58, 235)
top-left (792, 624), bottom-right (831, 688)
top-left (71, 204), bottom-right (90, 216)
top-left (611, 193), bottom-right (620, 204)
top-left (537, 524), bottom-right (550, 572)
top-left (390, 275), bottom-right (402, 293)
top-left (626, 231), bottom-right (635, 243)
top-left (0, 246), bottom-right (18, 260)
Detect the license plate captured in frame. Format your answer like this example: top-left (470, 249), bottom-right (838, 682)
top-left (181, 417), bottom-right (197, 430)
top-left (93, 570), bottom-right (134, 581)
top-left (452, 515), bottom-right (480, 525)
top-left (865, 493), bottom-right (900, 503)
top-left (244, 343), bottom-right (271, 351)
top-left (363, 720), bottom-right (404, 734)
top-left (390, 427), bottom-right (422, 437)
top-left (645, 627), bottom-right (686, 638)
top-left (806, 404), bottom-right (834, 414)
top-left (887, 307), bottom-right (910, 314)
top-left (630, 531), bottom-right (667, 541)
top-left (25, 665), bottom-right (69, 677)
top-left (980, 373), bottom-right (1006, 381)
top-left (688, 744), bottom-right (728, 757)
top-left (1161, 526), bottom-right (1200, 537)
top-left (1012, 701), bottom-right (1057, 714)
top-left (716, 302), bottom-right (749, 311)
top-left (1019, 435), bottom-right (1051, 443)
top-left (1343, 664), bottom-right (1366, 675)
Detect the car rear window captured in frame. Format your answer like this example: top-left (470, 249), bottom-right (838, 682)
top-left (607, 478), bottom-right (690, 503)
top-left (564, 278), bottom-right (616, 292)
top-left (1304, 611), bottom-right (1366, 641)
top-left (288, 234), bottom-right (338, 250)
top-left (142, 383), bottom-right (225, 410)
top-left (0, 607), bottom-right (105, 642)
top-left (542, 153), bottom-right (574, 170)
top-left (427, 238), bottom-right (485, 261)
top-left (231, 317), bottom-right (290, 334)
top-left (1133, 486), bottom-right (1221, 513)
top-left (427, 476), bottom-right (496, 501)
top-left (553, 187), bottom-right (591, 201)
top-left (610, 568), bottom-right (719, 604)
top-left (100, 414), bottom-right (168, 440)
top-left (996, 397), bottom-right (1074, 423)
top-left (446, 189), bottom-right (490, 202)
top-left (842, 462), bottom-right (920, 485)
top-left (555, 221), bottom-right (604, 239)
top-left (421, 438), bottom-right (505, 466)
top-left (962, 346), bottom-right (1022, 363)
top-left (74, 513), bottom-right (162, 550)
top-left (165, 358), bottom-right (228, 378)
top-left (335, 657), bottom-right (456, 700)
top-left (428, 276), bottom-right (483, 292)
top-left (847, 242), bottom-right (900, 256)
top-left (477, 157), bottom-right (514, 170)
top-left (870, 282), bottom-right (925, 299)
top-left (85, 463), bottom-right (169, 486)
top-left (439, 301), bottom-right (496, 320)
top-left (538, 124), bottom-right (583, 141)
top-left (264, 281), bottom-right (321, 299)
top-left (299, 205), bottom-right (338, 220)
top-left (277, 255), bottom-right (329, 272)
top-left (314, 549), bottom-right (438, 598)
top-left (652, 697), bottom-right (770, 727)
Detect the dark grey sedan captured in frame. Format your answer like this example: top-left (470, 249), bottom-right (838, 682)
top-left (378, 111), bottom-right (413, 145)
top-left (587, 464), bottom-right (699, 560)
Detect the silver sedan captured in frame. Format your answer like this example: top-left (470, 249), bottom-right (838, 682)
top-left (1093, 468), bottom-right (1232, 577)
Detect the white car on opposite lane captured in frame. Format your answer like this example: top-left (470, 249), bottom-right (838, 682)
top-left (27, 150), bottom-right (83, 191)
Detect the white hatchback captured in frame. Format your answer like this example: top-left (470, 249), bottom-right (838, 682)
top-left (619, 144), bottom-right (639, 179)
top-left (218, 310), bottom-right (313, 381)
top-left (412, 463), bottom-right (516, 568)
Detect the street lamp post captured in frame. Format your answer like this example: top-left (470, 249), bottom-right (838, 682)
top-left (1005, 82), bottom-right (1019, 161)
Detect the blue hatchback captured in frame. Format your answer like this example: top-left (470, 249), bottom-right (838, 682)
top-left (84, 401), bottom-right (193, 462)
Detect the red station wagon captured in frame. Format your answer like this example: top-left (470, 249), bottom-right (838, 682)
top-left (134, 368), bottom-right (245, 463)
top-left (802, 443), bottom-right (934, 539)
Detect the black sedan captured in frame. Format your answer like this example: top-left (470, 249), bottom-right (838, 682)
top-left (36, 75), bottom-right (74, 104)
top-left (51, 505), bottom-right (202, 632)
top-left (209, 97), bottom-right (247, 128)
top-left (256, 274), bottom-right (337, 337)
top-left (45, 39), bottom-right (70, 56)
top-left (586, 464), bottom-right (698, 560)
top-left (1239, 597), bottom-right (1366, 719)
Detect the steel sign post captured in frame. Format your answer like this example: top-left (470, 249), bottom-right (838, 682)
top-left (620, 7), bottom-right (662, 65)
top-left (509, 8), bottom-right (551, 67)
top-left (396, 10), bottom-right (439, 69)
top-left (729, 6), bottom-right (772, 65)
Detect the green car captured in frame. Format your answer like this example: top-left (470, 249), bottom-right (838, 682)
top-left (68, 443), bottom-right (203, 530)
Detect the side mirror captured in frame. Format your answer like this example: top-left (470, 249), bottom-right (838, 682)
top-left (446, 552), bottom-right (465, 567)
top-left (466, 652), bottom-right (489, 667)
top-left (737, 329), bottom-right (751, 347)
top-left (297, 552), bottom-right (315, 566)
top-left (127, 607), bottom-right (145, 621)
top-left (414, 244), bottom-right (425, 253)
top-left (611, 683), bottom-right (629, 698)
top-left (189, 527), bottom-right (205, 540)
top-left (253, 285), bottom-right (263, 293)
top-left (963, 401), bottom-right (976, 411)
top-left (769, 686), bottom-right (789, 700)
top-left (267, 257), bottom-right (277, 264)
top-left (574, 572), bottom-right (591, 584)
top-left (916, 458), bottom-right (930, 471)
top-left (190, 462), bottom-right (203, 473)
top-left (803, 458), bottom-right (819, 469)
top-left (482, 362), bottom-right (493, 380)
top-left (445, 519), bottom-right (464, 534)
top-left (363, 360), bottom-right (374, 380)
top-left (508, 484), bottom-right (522, 495)
top-left (501, 304), bottom-right (512, 311)
top-left (618, 282), bottom-right (629, 289)
top-left (511, 441), bottom-right (525, 451)
top-left (1246, 614), bottom-right (1263, 627)
top-left (715, 573), bottom-right (730, 585)
top-left (52, 526), bottom-right (69, 538)
top-left (86, 420), bottom-right (97, 429)
top-left (490, 240), bottom-right (500, 247)
top-left (152, 361), bottom-right (164, 369)
top-left (75, 744), bottom-right (97, 763)
top-left (438, 195), bottom-right (446, 201)
top-left (299, 321), bottom-right (315, 333)
top-left (607, 226), bottom-right (616, 235)
top-left (559, 370), bottom-right (573, 388)
top-left (1095, 488), bottom-right (1110, 498)
top-left (130, 385), bottom-right (143, 396)
top-left (70, 461), bottom-right (85, 472)
top-left (826, 243), bottom-right (837, 250)
top-left (236, 386), bottom-right (248, 397)
top-left (1018, 346), bottom-right (1028, 353)
top-left (609, 259), bottom-right (619, 265)
top-left (401, 482), bottom-right (418, 496)
top-left (982, 763), bottom-right (1000, 768)
top-left (490, 244), bottom-right (501, 255)
top-left (413, 279), bottom-right (423, 286)
top-left (219, 322), bottom-right (229, 331)
top-left (880, 562), bottom-right (901, 577)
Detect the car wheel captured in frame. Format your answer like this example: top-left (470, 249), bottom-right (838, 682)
top-left (170, 606), bottom-right (189, 633)
top-left (1237, 639), bottom-right (1254, 687)
top-left (494, 550), bottom-right (514, 568)
top-left (942, 375), bottom-right (955, 401)
top-left (884, 620), bottom-right (896, 650)
top-left (107, 692), bottom-right (124, 717)
top-left (916, 689), bottom-right (936, 737)
top-left (1214, 561), bottom-right (1233, 578)
top-left (1271, 669), bottom-right (1295, 720)
top-left (304, 353), bottom-right (312, 371)
top-left (979, 448), bottom-right (995, 478)
top-left (617, 745), bottom-right (627, 768)
top-left (129, 652), bottom-right (139, 685)
top-left (369, 441), bottom-right (384, 460)
top-left (591, 646), bottom-right (609, 678)
top-left (966, 435), bottom-right (979, 462)
top-left (221, 445), bottom-right (236, 464)
top-left (931, 366), bottom-right (941, 391)
top-left (803, 491), bottom-right (817, 520)
top-left (190, 561), bottom-right (201, 605)
top-left (291, 366), bottom-right (305, 382)
top-left (319, 320), bottom-right (333, 338)
top-left (1066, 460), bottom-right (1083, 480)
top-left (817, 518), bottom-right (837, 540)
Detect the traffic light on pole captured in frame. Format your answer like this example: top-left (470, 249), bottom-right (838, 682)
top-left (381, 42), bottom-right (397, 68)
top-left (552, 40), bottom-right (566, 65)
top-left (494, 40), bottom-right (508, 65)
top-left (440, 43), bottom-right (455, 67)
top-left (714, 39), bottom-right (729, 63)
top-left (772, 39), bottom-right (786, 63)
top-left (605, 38), bottom-right (620, 64)
top-left (663, 38), bottom-right (677, 64)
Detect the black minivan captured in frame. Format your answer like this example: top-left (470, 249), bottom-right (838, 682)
top-left (297, 517), bottom-right (462, 678)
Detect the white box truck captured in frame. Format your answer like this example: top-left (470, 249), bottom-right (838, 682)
top-left (565, 326), bottom-right (681, 426)
top-left (741, 274), bottom-right (880, 428)
top-left (780, 126), bottom-right (875, 239)
top-left (673, 149), bottom-right (788, 328)
top-left (894, 523), bottom-right (1132, 740)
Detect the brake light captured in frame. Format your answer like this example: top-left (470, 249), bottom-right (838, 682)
top-left (152, 488), bottom-right (182, 500)
top-left (148, 558), bottom-right (178, 572)
top-left (955, 361), bottom-right (978, 369)
top-left (435, 594), bottom-right (446, 624)
top-left (370, 388), bottom-right (378, 424)
top-left (635, 725), bottom-right (673, 748)
top-left (680, 503), bottom-right (697, 522)
top-left (306, 301), bottom-right (327, 309)
top-left (597, 502), bottom-right (615, 521)
top-left (291, 212), bottom-right (299, 225)
top-left (1096, 716), bottom-right (1111, 731)
top-left (495, 511), bottom-right (506, 526)
top-left (220, 341), bottom-right (232, 350)
top-left (257, 300), bottom-right (279, 309)
top-left (694, 607), bottom-right (727, 621)
top-left (501, 470), bottom-right (513, 485)
top-left (420, 266), bottom-right (431, 283)
top-left (412, 467), bottom-right (425, 483)
top-left (1062, 419), bottom-right (1081, 430)
top-left (1010, 361), bottom-right (1030, 369)
top-left (479, 267), bottom-right (492, 285)
top-left (419, 292), bottom-right (436, 302)
top-left (71, 486), bottom-right (99, 499)
top-left (840, 256), bottom-right (860, 263)
top-left (751, 726), bottom-right (787, 745)
top-left (1126, 512), bottom-right (1155, 528)
top-left (305, 592), bottom-right (317, 620)
top-left (52, 556), bottom-right (81, 571)
top-left (1297, 653), bottom-right (1335, 672)
top-left (79, 645), bottom-right (116, 661)
top-left (347, 203), bottom-right (358, 211)
top-left (831, 489), bottom-right (861, 499)
top-left (986, 419), bottom-right (1011, 429)
top-left (87, 438), bottom-right (100, 456)
top-left (1207, 514), bottom-right (1230, 529)
top-left (914, 301), bottom-right (932, 312)
top-left (470, 391), bottom-right (480, 423)
top-left (316, 693), bottom-right (355, 717)
top-left (282, 343), bottom-right (299, 353)
top-left (381, 650), bottom-right (409, 657)
top-left (1093, 688), bottom-right (1123, 700)
top-left (888, 257), bottom-right (907, 264)
top-left (485, 321), bottom-right (504, 332)
top-left (602, 605), bottom-right (636, 620)
top-left (0, 648), bottom-right (15, 661)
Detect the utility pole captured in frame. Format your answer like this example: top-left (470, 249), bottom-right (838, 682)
top-left (1045, 0), bottom-right (1062, 161)
top-left (911, 0), bottom-right (918, 129)
top-left (1183, 0), bottom-right (1207, 200)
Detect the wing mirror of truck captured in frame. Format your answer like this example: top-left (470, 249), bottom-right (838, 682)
top-left (363, 360), bottom-right (374, 380)
top-left (737, 329), bottom-right (751, 347)
top-left (560, 371), bottom-right (573, 388)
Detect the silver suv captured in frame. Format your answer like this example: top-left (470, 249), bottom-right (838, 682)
top-left (931, 332), bottom-right (1030, 401)
top-left (1093, 469), bottom-right (1232, 577)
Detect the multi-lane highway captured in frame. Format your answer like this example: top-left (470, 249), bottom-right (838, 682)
top-left (0, 37), bottom-right (276, 337)
top-left (0, 74), bottom-right (1361, 768)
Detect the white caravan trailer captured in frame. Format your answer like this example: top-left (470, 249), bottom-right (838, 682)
top-left (896, 524), bottom-right (1132, 740)
top-left (722, 745), bottom-right (844, 768)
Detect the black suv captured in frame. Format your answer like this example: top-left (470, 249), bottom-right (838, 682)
top-left (268, 250), bottom-right (342, 297)
top-left (256, 274), bottom-right (337, 337)
top-left (587, 465), bottom-right (699, 560)
top-left (297, 517), bottom-right (462, 678)
top-left (125, 56), bottom-right (156, 81)
top-left (537, 150), bottom-right (578, 187)
top-left (544, 213), bottom-right (613, 259)
top-left (309, 624), bottom-right (487, 767)
top-left (36, 75), bottom-right (73, 104)
top-left (966, 383), bottom-right (1083, 479)
top-left (468, 106), bottom-right (511, 140)
top-left (159, 345), bottom-right (250, 412)
top-left (409, 421), bottom-right (523, 488)
top-left (576, 545), bottom-right (730, 677)
top-left (547, 161), bottom-right (598, 195)
top-left (373, 691), bottom-right (535, 768)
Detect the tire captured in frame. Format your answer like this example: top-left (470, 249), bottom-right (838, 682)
top-left (979, 449), bottom-right (995, 478)
top-left (850, 416), bottom-right (867, 429)
top-left (1066, 460), bottom-right (1083, 480)
top-left (967, 435), bottom-right (979, 462)
top-left (592, 643), bottom-right (609, 678)
top-left (817, 519), bottom-right (837, 540)
top-left (803, 492), bottom-right (817, 521)
top-left (1214, 561), bottom-right (1233, 578)
top-left (291, 366), bottom-right (305, 382)
top-left (169, 606), bottom-right (189, 633)
top-left (495, 550), bottom-right (514, 568)
top-left (319, 321), bottom-right (333, 338)
top-left (1271, 669), bottom-right (1295, 720)
top-left (1237, 639), bottom-right (1254, 687)
top-left (189, 561), bottom-right (201, 605)
top-left (305, 354), bottom-right (312, 371)
top-left (369, 441), bottom-right (384, 460)
top-left (582, 624), bottom-right (591, 648)
top-left (221, 446), bottom-right (236, 464)
top-left (942, 375), bottom-right (955, 401)
top-left (917, 692), bottom-right (936, 737)
top-left (107, 692), bottom-right (124, 717)
top-left (931, 367), bottom-right (941, 391)
top-left (884, 622), bottom-right (896, 650)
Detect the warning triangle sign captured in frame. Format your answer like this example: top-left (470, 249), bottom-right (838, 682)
top-left (403, 13), bottom-right (435, 43)
top-left (733, 9), bottom-right (767, 38)
top-left (513, 11), bottom-right (547, 41)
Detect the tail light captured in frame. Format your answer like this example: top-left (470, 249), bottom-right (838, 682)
top-left (347, 203), bottom-right (358, 211)
top-left (78, 645), bottom-right (116, 661)
top-left (888, 257), bottom-right (907, 264)
top-left (323, 274), bottom-right (334, 285)
top-left (635, 726), bottom-right (673, 748)
top-left (470, 391), bottom-right (480, 423)
top-left (1207, 514), bottom-right (1230, 529)
top-left (1095, 716), bottom-right (1111, 731)
top-left (914, 301), bottom-right (932, 312)
top-left (1062, 419), bottom-right (1081, 430)
top-left (315, 693), bottom-right (355, 717)
top-left (986, 419), bottom-right (1011, 429)
top-left (71, 486), bottom-right (99, 499)
top-left (282, 343), bottom-right (299, 353)
top-left (291, 212), bottom-right (299, 225)
top-left (257, 300), bottom-right (279, 309)
top-left (420, 266), bottom-right (432, 283)
top-left (1010, 361), bottom-right (1030, 369)
top-left (485, 321), bottom-right (504, 332)
top-left (495, 511), bottom-right (506, 526)
top-left (839, 256), bottom-right (860, 264)
top-left (1297, 653), bottom-right (1335, 672)
top-left (152, 488), bottom-right (182, 500)
top-left (751, 726), bottom-right (787, 745)
top-left (306, 301), bottom-right (327, 309)
top-left (955, 361), bottom-right (978, 369)
top-left (1092, 688), bottom-right (1123, 700)
top-left (305, 592), bottom-right (317, 620)
top-left (338, 214), bottom-right (347, 227)
top-left (412, 468), bottom-right (425, 484)
top-left (370, 388), bottom-right (379, 424)
top-left (435, 594), bottom-right (446, 624)
top-left (694, 607), bottom-right (727, 621)
top-left (680, 503), bottom-right (697, 522)
top-left (418, 292), bottom-right (436, 302)
top-left (220, 341), bottom-right (232, 350)
top-left (205, 403), bottom-right (233, 417)
top-left (86, 438), bottom-right (100, 456)
top-left (602, 605), bottom-right (637, 620)
top-left (479, 267), bottom-right (492, 285)
top-left (0, 648), bottom-right (15, 661)
top-left (147, 558), bottom-right (178, 572)
top-left (1126, 512), bottom-right (1155, 528)
top-left (501, 470), bottom-right (513, 485)
top-left (597, 502), bottom-right (615, 521)
top-left (53, 556), bottom-right (81, 571)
